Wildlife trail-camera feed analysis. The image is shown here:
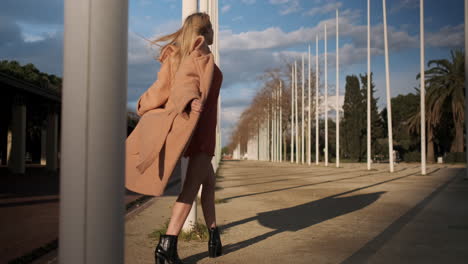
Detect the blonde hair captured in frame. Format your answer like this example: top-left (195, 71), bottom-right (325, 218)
top-left (150, 12), bottom-right (212, 75)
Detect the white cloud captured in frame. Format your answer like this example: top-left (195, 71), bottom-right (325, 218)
top-left (151, 19), bottom-right (181, 36)
top-left (390, 0), bottom-right (419, 14)
top-left (127, 31), bottom-right (155, 65)
top-left (22, 33), bottom-right (45, 42)
top-left (268, 0), bottom-right (301, 15)
top-left (281, 0), bottom-right (301, 15)
top-left (426, 24), bottom-right (464, 48)
top-left (304, 2), bottom-right (342, 17)
top-left (221, 4), bottom-right (231, 14)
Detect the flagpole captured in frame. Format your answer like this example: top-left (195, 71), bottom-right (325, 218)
top-left (367, 0), bottom-right (372, 171)
top-left (291, 65), bottom-right (294, 163)
top-left (280, 80), bottom-right (283, 162)
top-left (383, 0), bottom-right (395, 172)
top-left (324, 23), bottom-right (328, 167)
top-left (295, 61), bottom-right (299, 164)
top-left (420, 0), bottom-right (426, 175)
top-left (302, 54), bottom-right (305, 164)
top-left (336, 9), bottom-right (340, 168)
top-left (315, 35), bottom-right (319, 165)
top-left (308, 45), bottom-right (311, 165)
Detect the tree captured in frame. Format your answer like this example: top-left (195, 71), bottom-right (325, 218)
top-left (423, 49), bottom-right (465, 153)
top-left (341, 75), bottom-right (365, 161)
top-left (408, 49), bottom-right (465, 162)
top-left (359, 73), bottom-right (384, 156)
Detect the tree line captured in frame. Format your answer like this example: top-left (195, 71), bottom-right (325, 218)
top-left (226, 49), bottom-right (465, 163)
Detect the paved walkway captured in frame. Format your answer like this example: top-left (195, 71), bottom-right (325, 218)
top-left (125, 161), bottom-right (468, 264)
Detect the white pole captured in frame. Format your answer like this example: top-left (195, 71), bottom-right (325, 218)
top-left (291, 66), bottom-right (294, 163)
top-left (336, 9), bottom-right (340, 168)
top-left (280, 80), bottom-right (283, 162)
top-left (181, 0), bottom-right (199, 232)
top-left (315, 35), bottom-right (319, 165)
top-left (324, 23), bottom-right (329, 167)
top-left (420, 0), bottom-right (427, 175)
top-left (59, 0), bottom-right (128, 262)
top-left (367, 0), bottom-right (372, 171)
top-left (465, 0), bottom-right (468, 180)
top-left (295, 61), bottom-right (299, 164)
top-left (382, 0), bottom-right (395, 172)
top-left (200, 0), bottom-right (208, 14)
top-left (277, 83), bottom-right (280, 162)
top-left (267, 101), bottom-right (270, 161)
top-left (271, 89), bottom-right (276, 162)
top-left (302, 54), bottom-right (305, 164)
top-left (308, 45), bottom-right (311, 165)
top-left (271, 95), bottom-right (273, 161)
top-left (276, 83), bottom-right (279, 162)
top-left (276, 84), bottom-right (279, 162)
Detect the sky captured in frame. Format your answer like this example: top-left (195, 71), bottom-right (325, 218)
top-left (0, 0), bottom-right (464, 148)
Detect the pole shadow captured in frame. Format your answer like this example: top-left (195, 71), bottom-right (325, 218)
top-left (183, 191), bottom-right (385, 263)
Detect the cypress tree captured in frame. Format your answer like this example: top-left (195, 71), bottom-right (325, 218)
top-left (359, 73), bottom-right (384, 157)
top-left (341, 75), bottom-right (365, 161)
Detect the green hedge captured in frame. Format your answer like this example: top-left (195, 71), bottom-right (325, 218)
top-left (444, 152), bottom-right (466, 163)
top-left (403, 151), bottom-right (421, 162)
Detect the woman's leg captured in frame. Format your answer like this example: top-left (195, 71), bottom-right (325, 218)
top-left (201, 160), bottom-right (217, 229)
top-left (166, 152), bottom-right (211, 236)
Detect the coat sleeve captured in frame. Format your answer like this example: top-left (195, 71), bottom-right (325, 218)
top-left (135, 46), bottom-right (176, 117)
top-left (169, 36), bottom-right (210, 119)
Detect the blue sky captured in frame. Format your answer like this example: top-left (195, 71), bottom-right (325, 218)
top-left (0, 0), bottom-right (464, 148)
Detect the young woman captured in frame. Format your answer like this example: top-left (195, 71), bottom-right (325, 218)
top-left (134, 13), bottom-right (223, 264)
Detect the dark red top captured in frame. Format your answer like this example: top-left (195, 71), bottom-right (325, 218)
top-left (183, 64), bottom-right (223, 158)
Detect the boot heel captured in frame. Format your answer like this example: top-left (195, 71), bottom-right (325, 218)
top-left (208, 244), bottom-right (216, 258)
top-left (155, 253), bottom-right (166, 264)
top-left (208, 243), bottom-right (222, 258)
top-left (154, 234), bottom-right (184, 264)
top-left (208, 226), bottom-right (223, 258)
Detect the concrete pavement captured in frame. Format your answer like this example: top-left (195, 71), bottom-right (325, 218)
top-left (124, 161), bottom-right (468, 264)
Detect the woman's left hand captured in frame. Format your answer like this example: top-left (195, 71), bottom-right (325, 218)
top-left (191, 98), bottom-right (203, 113)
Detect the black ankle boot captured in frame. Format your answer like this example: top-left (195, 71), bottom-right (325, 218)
top-left (208, 226), bottom-right (222, 258)
top-left (154, 234), bottom-right (184, 264)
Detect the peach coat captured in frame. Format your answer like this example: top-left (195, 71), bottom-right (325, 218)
top-left (125, 36), bottom-right (215, 196)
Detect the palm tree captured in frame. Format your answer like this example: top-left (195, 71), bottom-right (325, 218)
top-left (409, 49), bottom-right (465, 161)
top-left (425, 49), bottom-right (465, 152)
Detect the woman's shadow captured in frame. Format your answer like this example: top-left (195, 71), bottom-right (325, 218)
top-left (183, 191), bottom-right (385, 263)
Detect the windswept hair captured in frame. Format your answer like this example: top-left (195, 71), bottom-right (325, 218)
top-left (150, 12), bottom-right (212, 75)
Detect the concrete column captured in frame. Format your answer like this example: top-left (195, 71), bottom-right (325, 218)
top-left (247, 133), bottom-right (258, 160)
top-left (40, 124), bottom-right (46, 165)
top-left (465, 0), bottom-right (468, 179)
top-left (8, 94), bottom-right (26, 174)
top-left (233, 143), bottom-right (240, 159)
top-left (46, 105), bottom-right (59, 171)
top-left (59, 0), bottom-right (128, 263)
top-left (180, 0), bottom-right (199, 233)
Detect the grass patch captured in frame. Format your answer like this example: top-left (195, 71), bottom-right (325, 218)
top-left (148, 220), bottom-right (225, 242)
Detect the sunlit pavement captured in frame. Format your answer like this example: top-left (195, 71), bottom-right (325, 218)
top-left (125, 160), bottom-right (468, 264)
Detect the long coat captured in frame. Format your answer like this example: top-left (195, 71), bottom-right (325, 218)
top-left (125, 36), bottom-right (215, 196)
